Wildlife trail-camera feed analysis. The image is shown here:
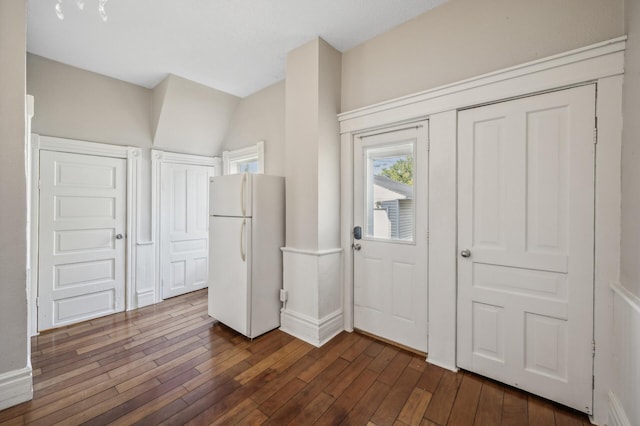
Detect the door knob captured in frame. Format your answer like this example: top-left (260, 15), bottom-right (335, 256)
top-left (115, 234), bottom-right (124, 240)
top-left (352, 243), bottom-right (361, 251)
top-left (460, 249), bottom-right (471, 258)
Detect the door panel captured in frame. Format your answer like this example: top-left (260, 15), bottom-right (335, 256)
top-left (162, 163), bottom-right (214, 299)
top-left (38, 151), bottom-right (126, 331)
top-left (353, 123), bottom-right (429, 352)
top-left (457, 85), bottom-right (595, 413)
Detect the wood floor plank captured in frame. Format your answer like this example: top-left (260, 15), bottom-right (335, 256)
top-left (248, 355), bottom-right (317, 405)
top-left (324, 352), bottom-right (373, 398)
top-left (397, 387), bottom-right (433, 425)
top-left (474, 379), bottom-right (504, 425)
top-left (239, 408), bottom-right (269, 425)
top-left (341, 380), bottom-right (391, 425)
top-left (289, 391), bottom-right (335, 425)
top-left (259, 377), bottom-right (308, 416)
top-left (378, 350), bottom-right (413, 386)
top-left (423, 369), bottom-right (463, 425)
top-left (528, 395), bottom-right (556, 426)
top-left (501, 387), bottom-right (528, 426)
top-left (368, 346), bottom-right (400, 374)
top-left (447, 373), bottom-right (483, 426)
top-left (370, 366), bottom-right (422, 426)
top-left (207, 397), bottom-right (257, 425)
top-left (130, 398), bottom-right (188, 426)
top-left (0, 290), bottom-right (591, 426)
top-left (416, 363), bottom-right (445, 393)
top-left (340, 333), bottom-right (370, 362)
top-left (158, 378), bottom-right (240, 425)
top-left (234, 339), bottom-right (306, 384)
top-left (268, 357), bottom-right (350, 424)
top-left (297, 335), bottom-right (357, 383)
top-left (555, 409), bottom-right (587, 426)
top-left (315, 368), bottom-right (379, 425)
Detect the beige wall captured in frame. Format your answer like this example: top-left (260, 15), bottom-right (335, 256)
top-left (222, 81), bottom-right (285, 176)
top-left (0, 0), bottom-right (29, 374)
top-left (285, 40), bottom-right (321, 250)
top-left (618, 2), bottom-right (640, 423)
top-left (27, 54), bottom-right (153, 148)
top-left (341, 0), bottom-right (624, 112)
top-left (316, 39), bottom-right (342, 251)
top-left (621, 0), bottom-right (640, 299)
top-left (153, 75), bottom-right (239, 157)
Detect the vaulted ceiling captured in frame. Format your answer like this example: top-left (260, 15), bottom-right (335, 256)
top-left (27, 0), bottom-right (447, 97)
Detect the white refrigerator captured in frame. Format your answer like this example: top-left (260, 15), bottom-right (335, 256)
top-left (208, 173), bottom-right (285, 338)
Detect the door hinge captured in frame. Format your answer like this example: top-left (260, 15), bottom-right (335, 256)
top-left (593, 127), bottom-right (598, 144)
top-left (426, 138), bottom-right (430, 152)
top-left (592, 375), bottom-right (595, 390)
top-left (36, 297), bottom-right (39, 307)
top-left (592, 340), bottom-right (596, 357)
top-left (38, 180), bottom-right (41, 189)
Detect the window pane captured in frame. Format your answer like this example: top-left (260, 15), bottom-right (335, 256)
top-left (365, 143), bottom-right (414, 242)
top-left (230, 158), bottom-right (259, 174)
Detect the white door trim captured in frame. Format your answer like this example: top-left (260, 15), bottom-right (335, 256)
top-left (29, 135), bottom-right (141, 336)
top-left (151, 150), bottom-right (220, 304)
top-left (339, 37), bottom-right (625, 425)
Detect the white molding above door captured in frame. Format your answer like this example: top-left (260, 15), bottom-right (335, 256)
top-left (151, 150), bottom-right (220, 305)
top-left (30, 135), bottom-right (141, 336)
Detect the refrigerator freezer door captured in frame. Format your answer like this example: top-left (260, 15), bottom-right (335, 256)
top-left (209, 173), bottom-right (252, 217)
top-left (208, 216), bottom-right (252, 335)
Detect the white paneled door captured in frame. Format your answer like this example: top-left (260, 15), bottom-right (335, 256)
top-left (38, 151), bottom-right (126, 331)
top-left (457, 85), bottom-right (596, 414)
top-left (353, 123), bottom-right (429, 352)
top-left (161, 163), bottom-right (214, 299)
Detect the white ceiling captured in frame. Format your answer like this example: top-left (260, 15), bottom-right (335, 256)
top-left (27, 0), bottom-right (446, 97)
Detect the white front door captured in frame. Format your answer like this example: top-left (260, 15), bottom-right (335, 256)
top-left (353, 123), bottom-right (429, 352)
top-left (38, 150), bottom-right (126, 331)
top-left (161, 163), bottom-right (214, 299)
top-left (457, 85), bottom-right (595, 413)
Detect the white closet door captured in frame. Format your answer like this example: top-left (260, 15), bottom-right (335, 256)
top-left (161, 163), bottom-right (214, 299)
top-left (38, 151), bottom-right (126, 331)
top-left (457, 85), bottom-right (596, 414)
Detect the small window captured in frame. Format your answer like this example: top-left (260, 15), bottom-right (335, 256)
top-left (365, 142), bottom-right (415, 242)
top-left (222, 141), bottom-right (264, 175)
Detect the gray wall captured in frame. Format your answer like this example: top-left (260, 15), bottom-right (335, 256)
top-left (222, 81), bottom-right (285, 176)
top-left (27, 54), bottom-right (153, 148)
top-left (0, 0), bottom-right (29, 375)
top-left (622, 0), bottom-right (640, 299)
top-left (153, 74), bottom-right (239, 157)
top-left (341, 0), bottom-right (624, 112)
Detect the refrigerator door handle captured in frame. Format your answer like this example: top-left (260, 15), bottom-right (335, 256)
top-left (241, 174), bottom-right (247, 217)
top-left (240, 219), bottom-right (246, 262)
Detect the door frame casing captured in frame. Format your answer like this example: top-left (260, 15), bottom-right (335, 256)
top-left (339, 37), bottom-right (625, 425)
top-left (29, 135), bottom-right (141, 336)
top-left (151, 150), bottom-right (220, 305)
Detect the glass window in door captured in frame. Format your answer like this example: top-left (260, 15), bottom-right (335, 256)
top-left (364, 142), bottom-right (415, 242)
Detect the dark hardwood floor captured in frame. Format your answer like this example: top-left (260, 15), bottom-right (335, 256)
top-left (0, 290), bottom-right (591, 425)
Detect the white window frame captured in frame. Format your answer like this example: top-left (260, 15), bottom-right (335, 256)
top-left (222, 141), bottom-right (264, 175)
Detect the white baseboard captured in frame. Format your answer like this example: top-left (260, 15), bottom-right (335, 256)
top-left (608, 391), bottom-right (632, 426)
top-left (426, 356), bottom-right (459, 373)
top-left (280, 309), bottom-right (344, 347)
top-left (0, 367), bottom-right (33, 411)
